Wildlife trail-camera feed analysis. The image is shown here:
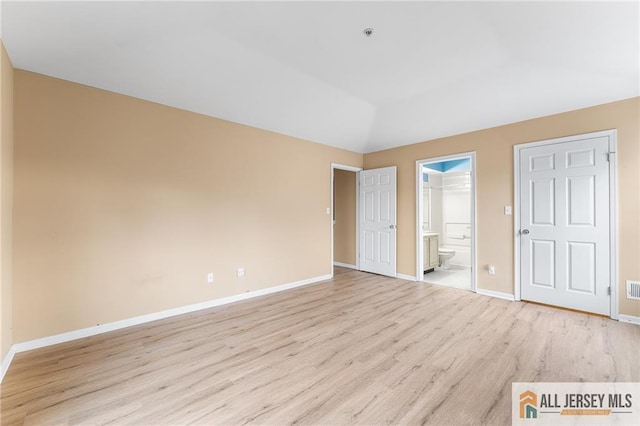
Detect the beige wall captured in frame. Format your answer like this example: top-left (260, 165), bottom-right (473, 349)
top-left (0, 41), bottom-right (14, 361)
top-left (8, 69), bottom-right (640, 346)
top-left (13, 71), bottom-right (362, 343)
top-left (333, 169), bottom-right (356, 266)
top-left (364, 97), bottom-right (640, 317)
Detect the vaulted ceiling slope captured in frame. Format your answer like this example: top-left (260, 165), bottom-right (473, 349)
top-left (2, 1), bottom-right (638, 153)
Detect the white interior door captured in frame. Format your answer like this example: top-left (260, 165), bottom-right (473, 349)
top-left (359, 166), bottom-right (397, 277)
top-left (519, 135), bottom-right (611, 315)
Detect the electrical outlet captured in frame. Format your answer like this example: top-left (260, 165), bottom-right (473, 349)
top-left (207, 273), bottom-right (214, 283)
top-left (237, 268), bottom-right (245, 278)
top-left (488, 264), bottom-right (496, 275)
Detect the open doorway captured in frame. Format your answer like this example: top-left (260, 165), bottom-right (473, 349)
top-left (331, 164), bottom-right (361, 274)
top-left (416, 153), bottom-right (476, 291)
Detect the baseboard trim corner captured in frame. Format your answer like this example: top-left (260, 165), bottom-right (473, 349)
top-left (333, 262), bottom-right (357, 269)
top-left (2, 273), bottom-right (332, 382)
top-left (0, 346), bottom-right (17, 383)
top-left (476, 288), bottom-right (516, 301)
top-left (618, 314), bottom-right (640, 326)
top-left (397, 273), bottom-right (417, 282)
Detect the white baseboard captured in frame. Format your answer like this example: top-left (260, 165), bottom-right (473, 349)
top-left (397, 273), bottom-right (417, 281)
top-left (333, 262), bottom-right (357, 269)
top-left (0, 273), bottom-right (332, 383)
top-left (0, 346), bottom-right (17, 382)
top-left (476, 288), bottom-right (516, 301)
top-left (618, 314), bottom-right (640, 325)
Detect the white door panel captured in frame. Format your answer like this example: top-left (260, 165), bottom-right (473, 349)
top-left (359, 166), bottom-right (397, 277)
top-left (520, 135), bottom-right (611, 315)
top-left (531, 239), bottom-right (555, 288)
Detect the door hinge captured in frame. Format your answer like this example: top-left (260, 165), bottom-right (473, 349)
top-left (607, 152), bottom-right (616, 162)
top-left (607, 286), bottom-right (611, 296)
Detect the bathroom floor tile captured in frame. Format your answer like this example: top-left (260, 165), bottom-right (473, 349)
top-left (423, 265), bottom-right (471, 290)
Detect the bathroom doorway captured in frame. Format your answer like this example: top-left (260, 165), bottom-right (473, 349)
top-left (416, 153), bottom-right (476, 291)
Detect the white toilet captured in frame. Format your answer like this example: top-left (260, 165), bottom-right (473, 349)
top-left (438, 248), bottom-right (456, 270)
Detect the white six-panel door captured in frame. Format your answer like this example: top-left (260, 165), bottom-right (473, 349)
top-left (519, 134), bottom-right (611, 315)
top-left (359, 166), bottom-right (397, 277)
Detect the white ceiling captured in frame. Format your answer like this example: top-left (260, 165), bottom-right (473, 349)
top-left (1, 1), bottom-right (638, 153)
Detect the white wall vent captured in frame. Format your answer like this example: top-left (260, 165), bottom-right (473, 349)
top-left (626, 280), bottom-right (640, 300)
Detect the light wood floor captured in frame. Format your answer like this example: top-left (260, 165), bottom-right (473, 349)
top-left (2, 267), bottom-right (638, 425)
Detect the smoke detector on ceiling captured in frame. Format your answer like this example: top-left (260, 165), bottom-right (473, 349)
top-left (363, 28), bottom-right (374, 37)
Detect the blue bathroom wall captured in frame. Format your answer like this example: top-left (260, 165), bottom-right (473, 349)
top-left (442, 158), bottom-right (471, 172)
top-left (423, 157), bottom-right (470, 174)
top-left (424, 162), bottom-right (445, 173)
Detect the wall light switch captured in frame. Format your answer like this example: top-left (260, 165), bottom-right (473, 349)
top-left (488, 265), bottom-right (496, 275)
top-left (237, 268), bottom-right (245, 278)
top-left (326, 207), bottom-right (331, 215)
top-left (207, 273), bottom-right (214, 283)
top-left (504, 206), bottom-right (512, 215)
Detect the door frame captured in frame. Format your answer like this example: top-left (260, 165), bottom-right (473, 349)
top-left (513, 129), bottom-right (618, 319)
top-left (330, 163), bottom-right (362, 276)
top-left (415, 152), bottom-right (477, 292)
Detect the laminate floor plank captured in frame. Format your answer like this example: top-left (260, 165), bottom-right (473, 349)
top-left (2, 267), bottom-right (638, 425)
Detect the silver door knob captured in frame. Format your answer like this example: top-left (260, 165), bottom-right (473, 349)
top-left (389, 225), bottom-right (395, 229)
top-left (521, 229), bottom-right (530, 235)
